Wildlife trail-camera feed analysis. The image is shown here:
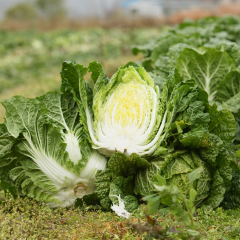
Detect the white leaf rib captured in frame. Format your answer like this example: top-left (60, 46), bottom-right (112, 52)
top-left (86, 107), bottom-right (109, 148)
top-left (133, 110), bottom-right (167, 155)
top-left (23, 137), bottom-right (77, 189)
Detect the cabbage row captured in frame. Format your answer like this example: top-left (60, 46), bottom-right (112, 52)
top-left (0, 15), bottom-right (240, 214)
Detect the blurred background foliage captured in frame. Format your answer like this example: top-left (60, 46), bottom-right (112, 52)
top-left (34, 0), bottom-right (66, 20)
top-left (4, 2), bottom-right (37, 21)
top-left (4, 0), bottom-right (66, 22)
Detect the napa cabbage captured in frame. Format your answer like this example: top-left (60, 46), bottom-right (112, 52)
top-left (0, 92), bottom-right (107, 207)
top-left (61, 61), bottom-right (207, 158)
top-left (87, 63), bottom-right (167, 157)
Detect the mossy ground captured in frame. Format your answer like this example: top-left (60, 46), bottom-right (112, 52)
top-left (1, 191), bottom-right (240, 239)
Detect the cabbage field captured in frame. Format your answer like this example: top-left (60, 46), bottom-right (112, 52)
top-left (1, 15), bottom-right (240, 239)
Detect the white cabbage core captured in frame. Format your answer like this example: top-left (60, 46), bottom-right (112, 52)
top-left (49, 150), bottom-right (107, 208)
top-left (63, 131), bottom-right (82, 165)
top-left (86, 80), bottom-right (167, 156)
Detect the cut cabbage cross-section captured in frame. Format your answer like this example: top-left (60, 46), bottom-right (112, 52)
top-left (86, 64), bottom-right (167, 157)
top-left (1, 94), bottom-right (107, 208)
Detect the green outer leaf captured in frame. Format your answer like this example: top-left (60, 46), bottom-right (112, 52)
top-left (185, 101), bottom-right (210, 129)
top-left (134, 151), bottom-right (186, 196)
top-left (215, 71), bottom-right (240, 116)
top-left (224, 93), bottom-right (240, 114)
top-left (94, 169), bottom-right (113, 210)
top-left (199, 142), bottom-right (219, 167)
top-left (21, 158), bottom-right (59, 193)
top-left (168, 43), bottom-right (193, 70)
top-left (38, 91), bottom-right (79, 132)
top-left (205, 170), bottom-right (225, 208)
top-left (0, 123), bottom-right (15, 158)
top-left (151, 34), bottom-right (186, 61)
top-left (135, 151), bottom-right (212, 206)
top-left (189, 166), bottom-right (203, 183)
top-left (176, 48), bottom-right (235, 102)
top-left (221, 162), bottom-right (240, 209)
top-left (1, 96), bottom-right (28, 138)
top-left (108, 152), bottom-right (150, 177)
top-left (109, 176), bottom-right (139, 212)
top-left (215, 70), bottom-right (240, 103)
top-left (157, 70), bottom-right (206, 150)
top-left (0, 123), bottom-right (18, 188)
top-left (88, 61), bottom-right (109, 98)
top-left (205, 103), bottom-right (236, 147)
top-left (191, 152), bottom-right (211, 206)
top-left (88, 61), bottom-right (105, 84)
top-left (180, 126), bottom-right (212, 149)
top-left (0, 123), bottom-right (18, 191)
top-left (132, 41), bottom-right (155, 57)
top-left (60, 61), bottom-right (93, 145)
top-left (0, 154), bottom-right (16, 170)
top-left (61, 61), bottom-right (88, 103)
top-left (204, 41), bottom-right (240, 68)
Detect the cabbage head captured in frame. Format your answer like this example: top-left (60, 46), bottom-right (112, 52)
top-left (135, 151), bottom-right (212, 207)
top-left (88, 64), bottom-right (167, 157)
top-left (0, 92), bottom-right (107, 207)
top-left (60, 61), bottom-right (214, 158)
top-left (61, 61), bottom-right (168, 157)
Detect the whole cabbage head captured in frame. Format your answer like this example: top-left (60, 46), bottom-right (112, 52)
top-left (135, 151), bottom-right (212, 207)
